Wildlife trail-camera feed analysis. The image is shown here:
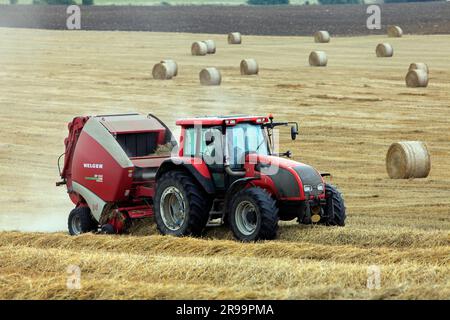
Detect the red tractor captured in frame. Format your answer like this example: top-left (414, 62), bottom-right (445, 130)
top-left (57, 113), bottom-right (345, 241)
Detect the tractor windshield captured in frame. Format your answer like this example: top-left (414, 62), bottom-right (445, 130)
top-left (226, 123), bottom-right (269, 167)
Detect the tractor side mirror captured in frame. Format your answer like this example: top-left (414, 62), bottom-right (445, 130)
top-left (205, 132), bottom-right (215, 146)
top-left (291, 125), bottom-right (299, 140)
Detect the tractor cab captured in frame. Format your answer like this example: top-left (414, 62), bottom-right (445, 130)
top-left (175, 115), bottom-right (298, 189)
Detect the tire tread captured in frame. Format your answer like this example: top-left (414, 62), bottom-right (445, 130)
top-left (155, 170), bottom-right (210, 236)
top-left (230, 187), bottom-right (279, 241)
top-left (323, 183), bottom-right (346, 226)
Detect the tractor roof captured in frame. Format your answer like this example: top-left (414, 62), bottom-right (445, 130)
top-left (176, 115), bottom-right (269, 126)
top-left (95, 113), bottom-right (166, 134)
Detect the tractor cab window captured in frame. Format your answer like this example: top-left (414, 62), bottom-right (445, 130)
top-left (183, 128), bottom-right (196, 157)
top-left (183, 126), bottom-right (223, 163)
top-left (226, 123), bottom-right (269, 168)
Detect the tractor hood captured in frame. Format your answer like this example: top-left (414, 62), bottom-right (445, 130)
top-left (249, 154), bottom-right (325, 199)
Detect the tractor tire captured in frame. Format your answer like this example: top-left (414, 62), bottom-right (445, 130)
top-left (229, 187), bottom-right (279, 242)
top-left (68, 206), bottom-right (98, 236)
top-left (101, 224), bottom-right (115, 234)
top-left (154, 171), bottom-right (210, 237)
top-left (321, 183), bottom-right (346, 226)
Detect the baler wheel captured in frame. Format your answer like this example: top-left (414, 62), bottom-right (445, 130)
top-left (229, 187), bottom-right (279, 242)
top-left (68, 206), bottom-right (98, 236)
top-left (100, 224), bottom-right (115, 234)
top-left (154, 171), bottom-right (210, 237)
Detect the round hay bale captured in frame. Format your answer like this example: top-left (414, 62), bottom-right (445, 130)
top-left (376, 43), bottom-right (393, 57)
top-left (309, 51), bottom-right (327, 67)
top-left (314, 31), bottom-right (330, 43)
top-left (405, 69), bottom-right (429, 88)
top-left (152, 63), bottom-right (172, 80)
top-left (202, 40), bottom-right (216, 54)
top-left (228, 32), bottom-right (242, 45)
top-left (387, 25), bottom-right (403, 38)
top-left (240, 59), bottom-right (259, 75)
top-left (386, 141), bottom-right (430, 179)
top-left (408, 62), bottom-right (429, 75)
top-left (199, 67), bottom-right (221, 86)
top-left (160, 59), bottom-right (178, 77)
top-left (191, 41), bottom-right (208, 56)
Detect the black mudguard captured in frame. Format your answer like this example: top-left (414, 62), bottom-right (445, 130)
top-left (222, 177), bottom-right (258, 218)
top-left (156, 159), bottom-right (216, 195)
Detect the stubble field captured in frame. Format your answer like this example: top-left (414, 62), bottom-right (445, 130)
top-left (0, 27), bottom-right (449, 299)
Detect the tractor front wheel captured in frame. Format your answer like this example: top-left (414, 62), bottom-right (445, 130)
top-left (229, 187), bottom-right (279, 242)
top-left (154, 171), bottom-right (210, 237)
top-left (68, 206), bottom-right (98, 236)
top-left (321, 183), bottom-right (346, 226)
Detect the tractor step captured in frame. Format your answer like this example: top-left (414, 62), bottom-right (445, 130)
top-left (206, 218), bottom-right (223, 227)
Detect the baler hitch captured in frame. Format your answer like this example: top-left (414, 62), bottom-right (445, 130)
top-left (56, 180), bottom-right (66, 187)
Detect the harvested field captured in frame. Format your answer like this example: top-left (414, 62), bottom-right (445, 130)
top-left (1, 3), bottom-right (450, 36)
top-left (0, 28), bottom-right (449, 299)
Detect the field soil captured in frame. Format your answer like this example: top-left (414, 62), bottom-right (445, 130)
top-left (0, 27), bottom-right (449, 299)
top-left (1, 3), bottom-right (450, 35)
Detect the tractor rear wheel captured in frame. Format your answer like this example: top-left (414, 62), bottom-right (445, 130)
top-left (229, 187), bottom-right (279, 242)
top-left (321, 183), bottom-right (346, 226)
top-left (154, 171), bottom-right (210, 237)
top-left (68, 206), bottom-right (98, 236)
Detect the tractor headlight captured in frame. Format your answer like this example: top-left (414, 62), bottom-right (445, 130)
top-left (304, 185), bottom-right (313, 193)
top-left (317, 184), bottom-right (324, 192)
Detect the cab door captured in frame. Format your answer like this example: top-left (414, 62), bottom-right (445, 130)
top-left (183, 126), bottom-right (226, 190)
